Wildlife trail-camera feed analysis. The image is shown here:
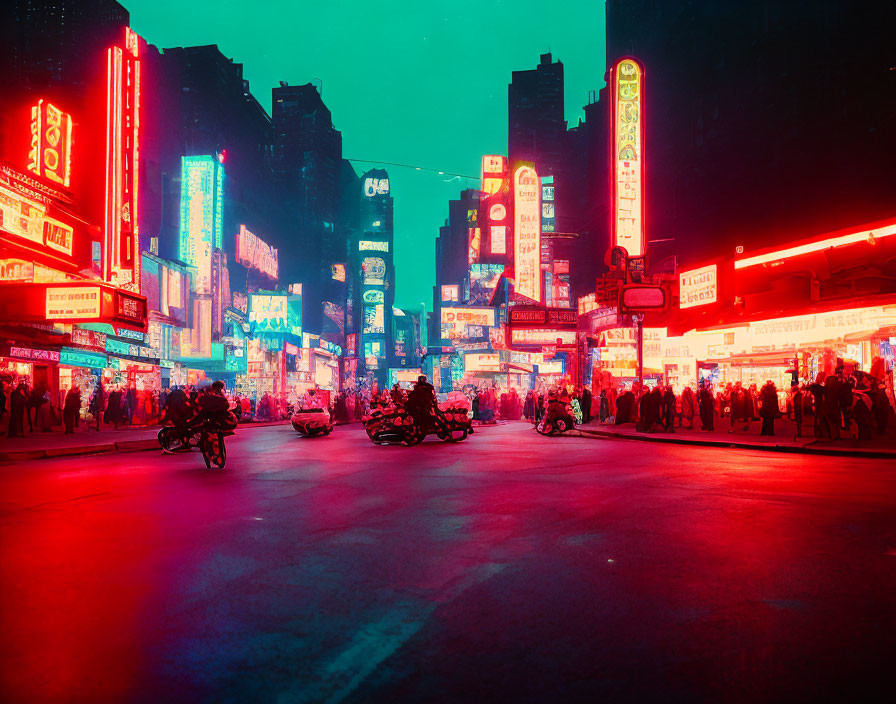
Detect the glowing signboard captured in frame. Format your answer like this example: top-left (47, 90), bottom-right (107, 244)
top-left (490, 226), bottom-right (507, 255)
top-left (481, 154), bottom-right (506, 196)
top-left (441, 284), bottom-right (459, 302)
top-left (363, 289), bottom-right (385, 304)
top-left (464, 353), bottom-right (501, 373)
top-left (249, 293), bottom-right (288, 332)
top-left (362, 256), bottom-right (386, 285)
top-left (510, 328), bottom-right (577, 346)
top-left (0, 184), bottom-right (73, 256)
top-left (104, 27), bottom-right (142, 292)
top-left (611, 57), bottom-right (645, 258)
top-left (331, 263), bottom-right (346, 281)
top-left (10, 346), bottom-right (61, 362)
top-left (359, 240), bottom-right (389, 252)
top-left (363, 303), bottom-right (385, 334)
top-left (541, 176), bottom-right (555, 234)
top-left (440, 306), bottom-right (496, 339)
top-left (178, 155), bottom-right (223, 294)
top-left (364, 177), bottom-right (390, 196)
top-left (235, 225), bottom-right (278, 280)
top-left (468, 263), bottom-right (504, 305)
top-left (679, 264), bottom-right (718, 309)
top-left (45, 286), bottom-right (102, 319)
top-left (513, 165), bottom-right (541, 302)
top-left (28, 100), bottom-right (73, 188)
top-left (468, 227), bottom-right (481, 265)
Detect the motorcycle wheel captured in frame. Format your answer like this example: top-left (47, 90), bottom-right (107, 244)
top-left (446, 429), bottom-right (468, 442)
top-left (555, 419), bottom-right (568, 433)
top-left (158, 426), bottom-right (177, 451)
top-left (214, 433), bottom-right (226, 468)
top-left (539, 423), bottom-right (554, 436)
top-left (200, 432), bottom-right (212, 469)
top-left (323, 426), bottom-right (333, 436)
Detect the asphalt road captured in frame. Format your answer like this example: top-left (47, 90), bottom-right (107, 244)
top-left (1, 423), bottom-right (894, 703)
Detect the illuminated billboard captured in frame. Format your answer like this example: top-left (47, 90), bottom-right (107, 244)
top-left (440, 306), bottom-right (496, 340)
top-left (464, 353), bottom-right (501, 373)
top-left (513, 164), bottom-right (541, 302)
top-left (362, 256), bottom-right (386, 285)
top-left (28, 100), bottom-right (73, 188)
top-left (679, 264), bottom-right (718, 309)
top-left (441, 284), bottom-right (459, 302)
top-left (481, 154), bottom-right (506, 196)
top-left (611, 57), bottom-right (645, 258)
top-left (364, 177), bottom-right (390, 197)
top-left (468, 263), bottom-right (503, 305)
top-left (235, 225), bottom-right (278, 280)
top-left (359, 240), bottom-right (389, 252)
top-left (46, 286), bottom-right (101, 320)
top-left (178, 155), bottom-right (223, 294)
top-left (331, 263), bottom-right (346, 281)
top-left (468, 227), bottom-right (481, 265)
top-left (510, 328), bottom-right (576, 346)
top-left (104, 27), bottom-right (142, 292)
top-left (541, 176), bottom-right (555, 234)
top-left (249, 293), bottom-right (289, 333)
top-left (363, 303), bottom-right (385, 334)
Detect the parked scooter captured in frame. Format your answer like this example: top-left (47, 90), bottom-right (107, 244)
top-left (536, 394), bottom-right (577, 436)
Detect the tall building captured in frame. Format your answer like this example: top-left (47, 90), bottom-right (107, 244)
top-left (508, 53), bottom-right (566, 178)
top-left (604, 0), bottom-right (896, 266)
top-left (433, 189), bottom-right (482, 335)
top-left (272, 82), bottom-right (344, 329)
top-left (159, 45), bottom-right (274, 266)
top-left (353, 168), bottom-right (393, 387)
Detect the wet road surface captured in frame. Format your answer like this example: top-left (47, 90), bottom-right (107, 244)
top-left (1, 423), bottom-right (894, 702)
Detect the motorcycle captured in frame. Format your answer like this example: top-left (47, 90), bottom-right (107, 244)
top-left (158, 411), bottom-right (237, 468)
top-left (536, 400), bottom-right (577, 436)
top-left (291, 407), bottom-right (334, 437)
top-left (363, 404), bottom-right (472, 445)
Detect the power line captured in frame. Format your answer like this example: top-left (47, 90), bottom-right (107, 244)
top-left (345, 158), bottom-right (480, 180)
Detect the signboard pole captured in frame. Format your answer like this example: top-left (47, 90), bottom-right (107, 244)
top-left (635, 314), bottom-right (644, 386)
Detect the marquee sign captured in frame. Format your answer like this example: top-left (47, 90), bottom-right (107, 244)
top-left (679, 264), bottom-right (718, 309)
top-left (28, 100), bottom-right (73, 188)
top-left (508, 306), bottom-right (578, 329)
top-left (611, 57), bottom-right (645, 258)
top-left (513, 164), bottom-right (541, 302)
top-left (235, 225), bottom-right (279, 280)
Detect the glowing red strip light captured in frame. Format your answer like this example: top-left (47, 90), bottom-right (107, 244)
top-left (734, 222), bottom-right (896, 270)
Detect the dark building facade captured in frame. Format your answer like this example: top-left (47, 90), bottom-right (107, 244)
top-left (603, 0), bottom-right (896, 268)
top-left (271, 82), bottom-right (344, 330)
top-left (508, 53), bottom-right (566, 179)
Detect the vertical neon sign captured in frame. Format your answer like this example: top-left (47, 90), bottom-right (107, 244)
top-left (178, 155), bottom-right (223, 294)
top-left (104, 27), bottom-right (141, 291)
top-left (28, 100), bottom-right (74, 188)
top-left (513, 164), bottom-right (542, 303)
top-left (611, 57), bottom-right (645, 258)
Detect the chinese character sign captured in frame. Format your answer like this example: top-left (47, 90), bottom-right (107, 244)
top-left (513, 165), bottom-right (541, 303)
top-left (28, 101), bottom-right (73, 188)
top-left (679, 264), bottom-right (718, 309)
top-left (612, 57), bottom-right (645, 258)
top-left (178, 156), bottom-right (222, 294)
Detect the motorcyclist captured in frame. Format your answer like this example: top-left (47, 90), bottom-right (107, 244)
top-left (163, 385), bottom-right (191, 450)
top-left (543, 390), bottom-right (569, 428)
top-left (194, 381), bottom-right (232, 421)
top-left (405, 375), bottom-right (437, 434)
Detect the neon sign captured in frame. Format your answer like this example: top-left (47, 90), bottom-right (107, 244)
top-left (28, 101), bottom-right (73, 188)
top-left (481, 154), bottom-right (506, 196)
top-left (235, 225), bottom-right (278, 280)
top-left (441, 284), bottom-right (459, 302)
top-left (513, 164), bottom-right (541, 302)
top-left (359, 240), bottom-right (389, 252)
top-left (104, 27), bottom-right (142, 292)
top-left (364, 177), bottom-right (390, 197)
top-left (45, 286), bottom-right (101, 320)
top-left (611, 57), bottom-right (645, 258)
top-left (362, 256), bottom-right (386, 285)
top-left (178, 156), bottom-right (223, 293)
top-left (679, 264), bottom-right (718, 309)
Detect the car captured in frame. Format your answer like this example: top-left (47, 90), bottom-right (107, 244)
top-left (291, 407), bottom-right (334, 437)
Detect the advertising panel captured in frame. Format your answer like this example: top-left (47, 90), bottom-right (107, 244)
top-left (468, 263), bottom-right (504, 305)
top-left (362, 256), bottom-right (386, 285)
top-left (611, 57), bottom-right (645, 257)
top-left (481, 154), bottom-right (507, 196)
top-left (440, 306), bottom-right (496, 340)
top-left (679, 264), bottom-right (718, 309)
top-left (28, 100), bottom-right (74, 188)
top-left (364, 177), bottom-right (390, 197)
top-left (510, 328), bottom-right (577, 346)
top-left (331, 263), bottom-right (346, 282)
top-left (359, 240), bottom-right (389, 252)
top-left (288, 293), bottom-right (303, 336)
top-left (541, 176), bottom-right (555, 234)
top-left (464, 352), bottom-right (501, 373)
top-left (178, 155), bottom-right (222, 294)
top-left (249, 293), bottom-right (289, 333)
top-left (363, 303), bottom-right (385, 334)
top-left (45, 286), bottom-right (101, 319)
top-left (513, 164), bottom-right (541, 302)
top-left (441, 284), bottom-right (459, 302)
top-left (389, 368), bottom-right (422, 386)
top-left (235, 225), bottom-right (278, 280)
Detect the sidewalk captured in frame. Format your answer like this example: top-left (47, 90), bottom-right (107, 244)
top-left (576, 416), bottom-right (896, 459)
top-left (0, 419), bottom-right (291, 463)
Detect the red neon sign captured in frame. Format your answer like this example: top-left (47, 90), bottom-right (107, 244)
top-left (27, 100), bottom-right (73, 188)
top-left (610, 57), bottom-right (645, 258)
top-left (104, 27), bottom-right (141, 292)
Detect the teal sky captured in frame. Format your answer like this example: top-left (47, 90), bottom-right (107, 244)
top-left (127, 0), bottom-right (606, 310)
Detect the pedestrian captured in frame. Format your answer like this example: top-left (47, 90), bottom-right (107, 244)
top-left (126, 383), bottom-right (138, 425)
top-left (581, 385), bottom-right (593, 424)
top-left (63, 385), bottom-right (81, 434)
top-left (7, 380), bottom-right (28, 438)
top-left (88, 381), bottom-right (105, 431)
top-left (759, 381), bottom-right (779, 436)
top-left (681, 386), bottom-right (696, 429)
top-left (662, 385), bottom-right (676, 432)
top-left (851, 378), bottom-right (874, 442)
top-left (698, 382), bottom-right (714, 431)
top-left (792, 384), bottom-right (804, 439)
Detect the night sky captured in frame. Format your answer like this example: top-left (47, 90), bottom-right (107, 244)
top-left (127, 0), bottom-right (606, 310)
